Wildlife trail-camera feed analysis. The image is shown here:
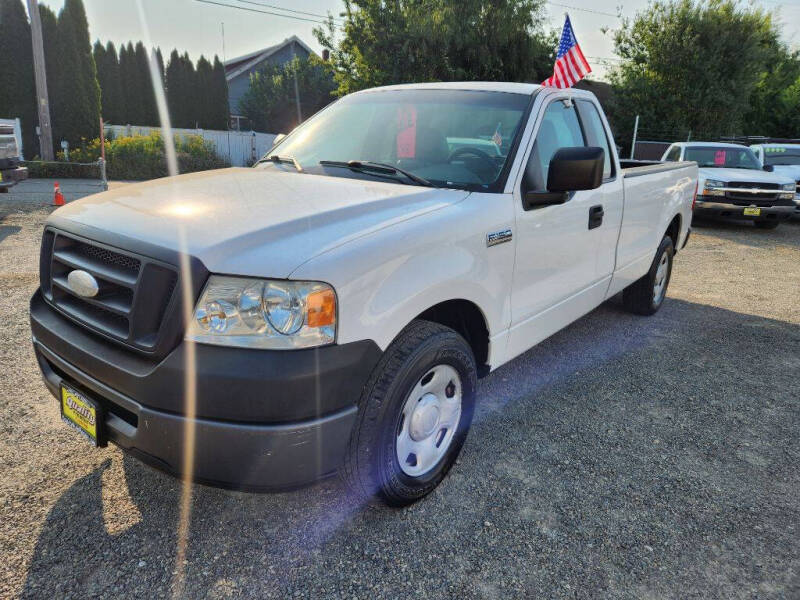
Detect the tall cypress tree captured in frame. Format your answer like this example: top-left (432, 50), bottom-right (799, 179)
top-left (134, 41), bottom-right (158, 125)
top-left (119, 41), bottom-right (142, 125)
top-left (195, 55), bottom-right (213, 128)
top-left (211, 56), bottom-right (230, 130)
top-left (166, 49), bottom-right (184, 128)
top-left (59, 0), bottom-right (100, 145)
top-left (103, 41), bottom-right (125, 124)
top-left (182, 52), bottom-right (197, 128)
top-left (154, 47), bottom-right (166, 88)
top-left (0, 0), bottom-right (37, 157)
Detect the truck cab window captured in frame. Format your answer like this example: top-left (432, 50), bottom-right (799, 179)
top-left (525, 101), bottom-right (585, 191)
top-left (665, 146), bottom-right (681, 162)
top-left (576, 100), bottom-right (614, 179)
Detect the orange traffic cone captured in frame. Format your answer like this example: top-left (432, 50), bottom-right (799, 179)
top-left (53, 182), bottom-right (65, 207)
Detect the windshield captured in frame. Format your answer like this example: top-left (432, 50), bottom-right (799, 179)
top-left (762, 147), bottom-right (800, 166)
top-left (257, 89), bottom-right (532, 191)
top-left (684, 146), bottom-right (761, 170)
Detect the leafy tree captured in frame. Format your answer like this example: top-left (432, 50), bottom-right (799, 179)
top-left (608, 0), bottom-right (778, 146)
top-left (239, 56), bottom-right (336, 133)
top-left (0, 0), bottom-right (37, 157)
top-left (743, 40), bottom-right (800, 138)
top-left (314, 0), bottom-right (555, 96)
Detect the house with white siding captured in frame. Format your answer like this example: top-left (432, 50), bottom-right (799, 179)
top-left (224, 36), bottom-right (315, 129)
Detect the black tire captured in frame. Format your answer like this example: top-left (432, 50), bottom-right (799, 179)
top-left (341, 320), bottom-right (477, 506)
top-left (754, 220), bottom-right (779, 230)
top-left (623, 235), bottom-right (674, 316)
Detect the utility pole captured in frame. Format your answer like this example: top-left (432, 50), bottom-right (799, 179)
top-left (27, 0), bottom-right (54, 160)
top-left (630, 115), bottom-right (640, 160)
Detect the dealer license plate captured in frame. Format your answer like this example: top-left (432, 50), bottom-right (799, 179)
top-left (743, 207), bottom-right (761, 216)
top-left (61, 385), bottom-right (101, 446)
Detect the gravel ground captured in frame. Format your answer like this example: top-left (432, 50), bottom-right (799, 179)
top-left (1, 187), bottom-right (799, 599)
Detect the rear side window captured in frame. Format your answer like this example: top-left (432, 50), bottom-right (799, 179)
top-left (665, 146), bottom-right (681, 162)
top-left (526, 101), bottom-right (586, 191)
top-left (576, 100), bottom-right (614, 179)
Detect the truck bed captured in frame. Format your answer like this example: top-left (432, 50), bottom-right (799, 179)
top-left (620, 159), bottom-right (696, 178)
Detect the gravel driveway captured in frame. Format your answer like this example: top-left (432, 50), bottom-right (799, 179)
top-left (1, 190), bottom-right (798, 599)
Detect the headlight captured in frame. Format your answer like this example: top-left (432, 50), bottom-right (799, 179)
top-left (703, 179), bottom-right (726, 196)
top-left (780, 183), bottom-right (796, 200)
top-left (186, 276), bottom-right (336, 349)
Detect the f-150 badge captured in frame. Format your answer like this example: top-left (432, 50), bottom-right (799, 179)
top-left (486, 229), bottom-right (513, 247)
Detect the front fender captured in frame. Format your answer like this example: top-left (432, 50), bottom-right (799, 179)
top-left (290, 192), bottom-right (516, 365)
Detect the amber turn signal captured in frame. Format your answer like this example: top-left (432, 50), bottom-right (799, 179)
top-left (306, 288), bottom-right (336, 328)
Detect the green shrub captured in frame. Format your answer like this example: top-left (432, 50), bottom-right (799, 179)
top-left (23, 132), bottom-right (230, 180)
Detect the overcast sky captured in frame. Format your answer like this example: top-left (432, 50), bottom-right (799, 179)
top-left (37, 0), bottom-right (800, 80)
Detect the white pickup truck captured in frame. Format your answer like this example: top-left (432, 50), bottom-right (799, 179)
top-left (31, 83), bottom-right (696, 505)
top-left (662, 141), bottom-right (796, 228)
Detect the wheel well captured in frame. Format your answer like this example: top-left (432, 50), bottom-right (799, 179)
top-left (665, 214), bottom-right (681, 251)
top-left (417, 300), bottom-right (490, 377)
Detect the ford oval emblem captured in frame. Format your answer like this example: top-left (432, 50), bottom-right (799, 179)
top-left (67, 270), bottom-right (100, 298)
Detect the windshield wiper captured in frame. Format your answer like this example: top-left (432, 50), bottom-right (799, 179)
top-left (262, 154), bottom-right (303, 172)
top-left (319, 160), bottom-right (435, 188)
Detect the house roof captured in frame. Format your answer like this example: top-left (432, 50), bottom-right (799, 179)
top-left (224, 35), bottom-right (315, 82)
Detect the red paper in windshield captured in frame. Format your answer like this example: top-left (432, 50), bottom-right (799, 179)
top-left (714, 150), bottom-right (727, 166)
top-left (396, 106), bottom-right (417, 159)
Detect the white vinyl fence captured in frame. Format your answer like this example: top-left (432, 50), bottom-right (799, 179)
top-left (105, 124), bottom-right (277, 167)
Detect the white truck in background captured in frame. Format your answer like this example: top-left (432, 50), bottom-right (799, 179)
top-left (662, 141), bottom-right (796, 229)
top-left (750, 143), bottom-right (800, 218)
top-left (0, 122), bottom-right (28, 192)
top-left (31, 83), bottom-right (696, 505)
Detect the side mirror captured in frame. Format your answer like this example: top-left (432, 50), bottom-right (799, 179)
top-left (523, 146), bottom-right (605, 209)
top-left (548, 146), bottom-right (605, 192)
top-left (762, 164), bottom-right (774, 172)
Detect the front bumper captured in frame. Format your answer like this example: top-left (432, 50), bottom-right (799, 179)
top-left (0, 166), bottom-right (28, 188)
top-left (30, 290), bottom-right (382, 490)
top-left (693, 198), bottom-right (795, 223)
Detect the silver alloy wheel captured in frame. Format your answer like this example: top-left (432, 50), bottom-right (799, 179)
top-left (653, 251), bottom-right (670, 304)
top-left (396, 364), bottom-right (463, 477)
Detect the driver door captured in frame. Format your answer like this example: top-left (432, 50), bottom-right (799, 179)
top-left (505, 98), bottom-right (616, 362)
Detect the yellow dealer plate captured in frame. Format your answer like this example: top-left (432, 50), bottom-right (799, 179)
top-left (61, 385), bottom-right (100, 446)
top-left (743, 207), bottom-right (761, 216)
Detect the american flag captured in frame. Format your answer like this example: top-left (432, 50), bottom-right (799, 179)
top-left (543, 15), bottom-right (592, 89)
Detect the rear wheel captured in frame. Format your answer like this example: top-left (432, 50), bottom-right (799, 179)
top-left (623, 235), bottom-right (674, 316)
top-left (754, 220), bottom-right (780, 230)
top-left (341, 320), bottom-right (477, 506)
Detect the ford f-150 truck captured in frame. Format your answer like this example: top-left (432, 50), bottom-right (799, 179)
top-left (750, 143), bottom-right (800, 218)
top-left (0, 123), bottom-right (28, 192)
top-left (30, 83), bottom-right (697, 505)
top-left (662, 141), bottom-right (795, 229)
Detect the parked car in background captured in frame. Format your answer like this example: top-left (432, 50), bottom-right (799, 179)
top-left (31, 83), bottom-right (696, 505)
top-left (750, 143), bottom-right (800, 219)
top-left (663, 142), bottom-right (795, 229)
top-left (0, 123), bottom-right (28, 192)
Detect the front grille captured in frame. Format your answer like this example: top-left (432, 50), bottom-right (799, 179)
top-left (41, 230), bottom-right (178, 353)
top-left (725, 181), bottom-right (779, 202)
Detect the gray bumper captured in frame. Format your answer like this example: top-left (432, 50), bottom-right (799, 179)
top-left (694, 199), bottom-right (795, 222)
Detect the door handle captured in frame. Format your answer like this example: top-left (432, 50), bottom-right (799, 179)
top-left (588, 205), bottom-right (604, 230)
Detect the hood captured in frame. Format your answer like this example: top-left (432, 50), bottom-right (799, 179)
top-left (50, 168), bottom-right (469, 277)
top-left (771, 164), bottom-right (800, 183)
top-left (698, 167), bottom-right (795, 186)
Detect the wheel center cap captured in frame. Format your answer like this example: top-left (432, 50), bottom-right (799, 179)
top-left (409, 394), bottom-right (441, 441)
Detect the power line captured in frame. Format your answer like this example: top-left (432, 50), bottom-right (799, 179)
top-left (232, 0), bottom-right (344, 23)
top-left (193, 0), bottom-right (333, 26)
top-left (547, 2), bottom-right (619, 18)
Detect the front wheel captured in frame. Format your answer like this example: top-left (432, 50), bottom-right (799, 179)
top-left (623, 235), bottom-right (675, 315)
top-left (341, 320), bottom-right (477, 506)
